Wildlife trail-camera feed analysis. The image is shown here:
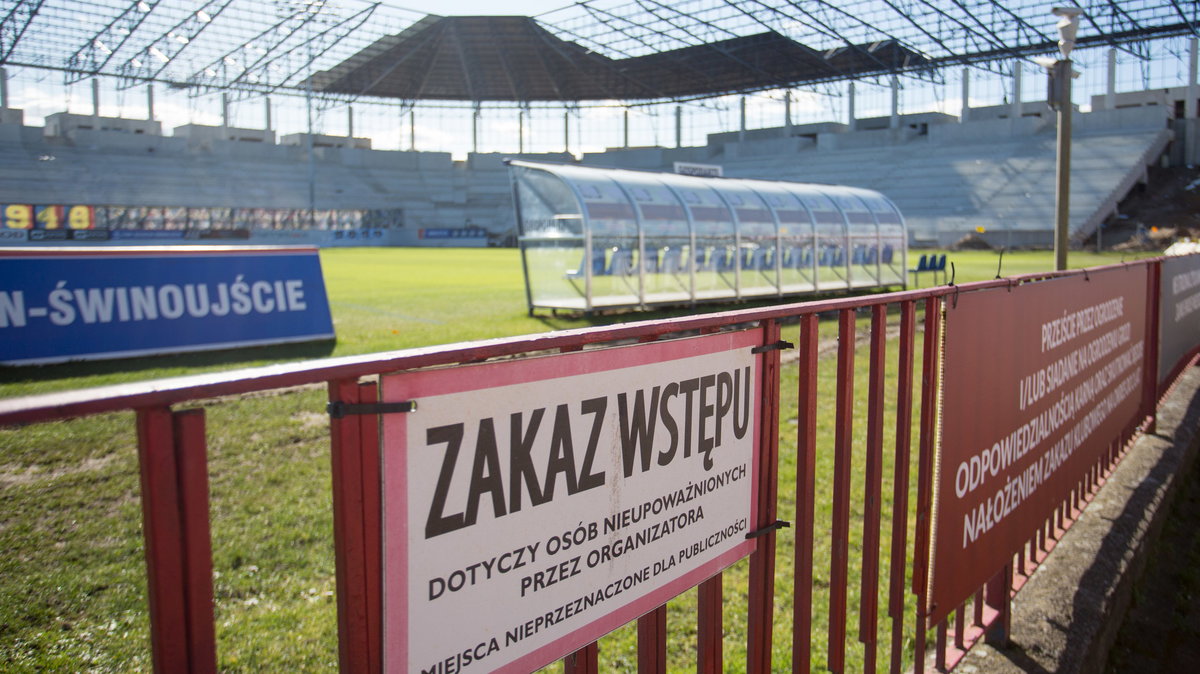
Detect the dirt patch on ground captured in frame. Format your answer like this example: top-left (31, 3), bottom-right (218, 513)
top-left (950, 232), bottom-right (994, 250)
top-left (291, 410), bottom-right (329, 430)
top-left (0, 454), bottom-right (117, 489)
top-left (1093, 166), bottom-right (1200, 250)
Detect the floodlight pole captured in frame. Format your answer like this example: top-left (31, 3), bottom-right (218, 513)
top-left (306, 80), bottom-right (316, 228)
top-left (1047, 6), bottom-right (1083, 270)
top-left (1053, 58), bottom-right (1072, 271)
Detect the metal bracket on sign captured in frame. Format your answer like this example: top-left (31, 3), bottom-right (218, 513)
top-left (751, 340), bottom-right (795, 354)
top-left (745, 520), bottom-right (791, 539)
top-left (327, 400), bottom-right (417, 418)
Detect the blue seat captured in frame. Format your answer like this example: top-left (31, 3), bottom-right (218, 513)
top-left (567, 248), bottom-right (606, 278)
top-left (930, 253), bottom-right (948, 283)
top-left (909, 253), bottom-right (949, 286)
top-left (743, 247), bottom-right (767, 271)
top-left (715, 248), bottom-right (737, 272)
top-left (695, 247), bottom-right (713, 271)
top-left (642, 248), bottom-right (660, 273)
top-left (606, 248), bottom-right (634, 276)
top-left (661, 247), bottom-right (683, 274)
top-left (881, 244), bottom-right (894, 265)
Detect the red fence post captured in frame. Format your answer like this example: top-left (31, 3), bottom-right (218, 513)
top-left (356, 382), bottom-right (383, 674)
top-left (828, 308), bottom-right (857, 673)
top-left (888, 300), bottom-right (917, 674)
top-left (1143, 260), bottom-right (1161, 434)
top-left (137, 407), bottom-right (190, 672)
top-left (913, 296), bottom-right (944, 674)
top-left (563, 642), bottom-right (599, 674)
top-left (792, 313), bottom-right (819, 674)
top-left (748, 318), bottom-right (783, 673)
top-left (985, 563), bottom-right (1012, 647)
top-left (173, 409), bottom-right (217, 674)
top-left (329, 379), bottom-right (372, 673)
top-left (859, 304), bottom-right (887, 672)
top-left (697, 575), bottom-right (724, 673)
top-left (637, 605), bottom-right (668, 673)
top-left (135, 406), bottom-right (217, 673)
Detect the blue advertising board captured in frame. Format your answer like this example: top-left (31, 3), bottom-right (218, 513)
top-left (0, 247), bottom-right (335, 364)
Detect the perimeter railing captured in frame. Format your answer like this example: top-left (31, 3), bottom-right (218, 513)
top-left (1, 257), bottom-right (1193, 673)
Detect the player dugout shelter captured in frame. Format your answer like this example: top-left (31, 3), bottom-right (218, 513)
top-left (509, 161), bottom-right (907, 313)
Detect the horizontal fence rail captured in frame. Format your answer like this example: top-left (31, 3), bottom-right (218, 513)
top-left (2, 258), bottom-right (1199, 673)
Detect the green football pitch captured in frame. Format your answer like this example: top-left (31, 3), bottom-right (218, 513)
top-left (0, 246), bottom-right (1155, 398)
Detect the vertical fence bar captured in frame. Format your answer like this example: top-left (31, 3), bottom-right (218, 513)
top-left (1142, 260), bottom-right (1161, 433)
top-left (954, 605), bottom-right (965, 650)
top-left (173, 409), bottom-right (217, 674)
top-left (329, 379), bottom-right (371, 673)
top-left (913, 296), bottom-right (943, 674)
top-left (828, 308), bottom-right (857, 672)
top-left (697, 575), bottom-right (723, 673)
top-left (985, 563), bottom-right (1011, 647)
top-left (792, 313), bottom-right (819, 674)
top-left (888, 301), bottom-right (916, 674)
top-left (563, 642), bottom-right (599, 674)
top-left (136, 406), bottom-right (191, 673)
top-left (748, 319), bottom-right (783, 673)
top-left (972, 588), bottom-right (983, 627)
top-left (936, 621), bottom-right (947, 670)
top-left (637, 605), bottom-right (668, 673)
top-left (356, 382), bottom-right (382, 674)
top-left (859, 304), bottom-right (887, 671)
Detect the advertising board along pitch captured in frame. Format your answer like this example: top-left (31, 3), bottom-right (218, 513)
top-left (0, 246), bottom-right (334, 364)
top-left (380, 330), bottom-right (763, 673)
top-left (1158, 253), bottom-right (1200, 386)
top-left (929, 267), bottom-right (1147, 626)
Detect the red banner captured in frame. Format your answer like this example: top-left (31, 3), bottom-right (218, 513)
top-left (929, 268), bottom-right (1147, 625)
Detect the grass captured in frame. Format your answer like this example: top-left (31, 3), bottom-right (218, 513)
top-left (0, 246), bottom-right (1159, 671)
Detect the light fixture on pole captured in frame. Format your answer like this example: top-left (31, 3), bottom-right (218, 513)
top-left (1042, 6), bottom-right (1084, 270)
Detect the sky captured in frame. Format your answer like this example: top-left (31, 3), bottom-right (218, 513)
top-left (2, 3), bottom-right (1194, 159)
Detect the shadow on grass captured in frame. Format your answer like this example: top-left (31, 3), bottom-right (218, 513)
top-left (0, 339), bottom-right (337, 386)
top-left (526, 290), bottom-right (902, 333)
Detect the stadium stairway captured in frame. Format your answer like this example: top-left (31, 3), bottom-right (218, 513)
top-left (714, 109), bottom-right (1171, 246)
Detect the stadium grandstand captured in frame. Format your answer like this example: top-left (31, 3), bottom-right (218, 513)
top-left (0, 0), bottom-right (1196, 248)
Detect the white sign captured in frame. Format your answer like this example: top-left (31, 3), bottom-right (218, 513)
top-left (381, 331), bottom-right (761, 673)
top-left (673, 161), bottom-right (724, 178)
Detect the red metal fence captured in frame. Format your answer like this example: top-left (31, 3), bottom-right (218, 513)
top-left (0, 257), bottom-right (1192, 673)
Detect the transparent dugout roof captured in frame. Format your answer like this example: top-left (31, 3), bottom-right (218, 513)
top-left (508, 160), bottom-right (907, 313)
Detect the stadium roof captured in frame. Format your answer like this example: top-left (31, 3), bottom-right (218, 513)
top-left (304, 15), bottom-right (928, 101)
top-left (1, 1), bottom-right (1196, 103)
